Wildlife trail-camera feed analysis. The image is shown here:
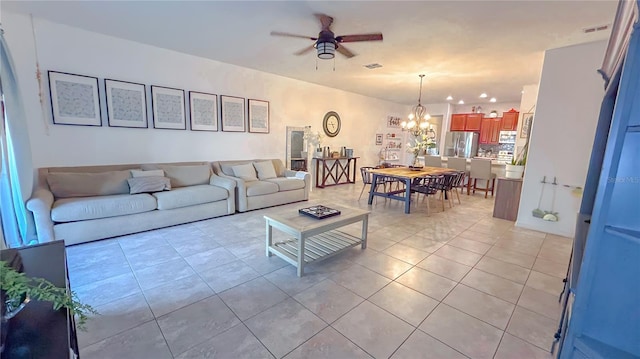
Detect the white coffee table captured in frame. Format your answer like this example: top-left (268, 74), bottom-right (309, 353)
top-left (264, 204), bottom-right (370, 277)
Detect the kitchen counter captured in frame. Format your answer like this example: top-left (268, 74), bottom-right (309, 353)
top-left (416, 156), bottom-right (506, 177)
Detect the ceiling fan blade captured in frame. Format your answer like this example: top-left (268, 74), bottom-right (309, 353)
top-left (336, 45), bottom-right (356, 58)
top-left (270, 31), bottom-right (317, 41)
top-left (314, 13), bottom-right (334, 30)
top-left (336, 33), bottom-right (384, 43)
top-left (294, 44), bottom-right (316, 56)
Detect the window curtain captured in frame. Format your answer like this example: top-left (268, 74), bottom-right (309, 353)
top-left (0, 28), bottom-right (36, 247)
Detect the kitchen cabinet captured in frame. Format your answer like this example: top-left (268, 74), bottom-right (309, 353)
top-left (479, 118), bottom-right (492, 144)
top-left (501, 111), bottom-right (519, 130)
top-left (465, 113), bottom-right (483, 131)
top-left (489, 118), bottom-right (501, 143)
top-left (450, 114), bottom-right (466, 131)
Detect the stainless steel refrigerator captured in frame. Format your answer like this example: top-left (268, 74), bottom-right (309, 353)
top-left (444, 132), bottom-right (479, 158)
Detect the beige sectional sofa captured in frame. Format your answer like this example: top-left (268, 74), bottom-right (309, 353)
top-left (211, 159), bottom-right (310, 212)
top-left (27, 162), bottom-right (236, 245)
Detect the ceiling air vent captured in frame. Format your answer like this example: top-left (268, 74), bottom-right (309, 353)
top-left (583, 24), bottom-right (610, 33)
top-left (363, 63), bottom-right (383, 69)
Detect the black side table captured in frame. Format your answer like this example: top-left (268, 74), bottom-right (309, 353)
top-left (1, 240), bottom-right (79, 359)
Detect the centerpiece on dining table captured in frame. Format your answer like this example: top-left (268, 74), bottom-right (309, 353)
top-left (407, 133), bottom-right (435, 170)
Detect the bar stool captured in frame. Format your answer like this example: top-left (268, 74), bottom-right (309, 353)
top-left (447, 157), bottom-right (469, 190)
top-left (424, 155), bottom-right (442, 167)
top-left (469, 159), bottom-right (497, 198)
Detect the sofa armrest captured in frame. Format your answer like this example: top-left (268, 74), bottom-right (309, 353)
top-left (26, 188), bottom-right (55, 242)
top-left (209, 174), bottom-right (236, 193)
top-left (284, 170), bottom-right (310, 200)
top-left (213, 173), bottom-right (249, 212)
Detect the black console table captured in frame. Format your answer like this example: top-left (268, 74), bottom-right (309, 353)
top-left (1, 241), bottom-right (79, 359)
top-left (314, 157), bottom-right (359, 188)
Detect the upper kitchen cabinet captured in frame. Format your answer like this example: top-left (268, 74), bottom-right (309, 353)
top-left (501, 111), bottom-right (519, 130)
top-left (490, 118), bottom-right (502, 143)
top-left (450, 113), bottom-right (483, 131)
top-left (465, 114), bottom-right (483, 131)
top-left (450, 114), bottom-right (467, 131)
top-left (479, 117), bottom-right (493, 144)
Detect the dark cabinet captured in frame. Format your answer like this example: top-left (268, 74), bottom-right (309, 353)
top-left (1, 241), bottom-right (78, 359)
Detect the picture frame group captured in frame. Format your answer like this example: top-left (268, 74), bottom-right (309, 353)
top-left (48, 70), bottom-right (269, 133)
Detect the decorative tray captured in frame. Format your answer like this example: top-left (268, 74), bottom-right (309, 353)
top-left (408, 166), bottom-right (424, 171)
top-left (298, 205), bottom-right (341, 220)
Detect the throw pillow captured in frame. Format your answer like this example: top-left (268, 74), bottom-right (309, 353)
top-left (253, 161), bottom-right (277, 180)
top-left (127, 176), bottom-right (171, 194)
top-left (231, 163), bottom-right (258, 182)
top-left (131, 169), bottom-right (165, 178)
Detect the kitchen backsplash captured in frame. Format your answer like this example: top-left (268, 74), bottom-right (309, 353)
top-left (478, 143), bottom-right (514, 157)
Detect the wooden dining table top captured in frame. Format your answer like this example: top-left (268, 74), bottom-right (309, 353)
top-left (369, 166), bottom-right (455, 179)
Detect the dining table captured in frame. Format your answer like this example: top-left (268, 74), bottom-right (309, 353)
top-left (367, 166), bottom-right (455, 214)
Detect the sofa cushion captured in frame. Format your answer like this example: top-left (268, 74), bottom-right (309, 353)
top-left (131, 169), bottom-right (164, 178)
top-left (245, 181), bottom-right (279, 196)
top-left (51, 193), bottom-right (156, 222)
top-left (153, 184), bottom-right (228, 210)
top-left (232, 164), bottom-right (258, 182)
top-left (253, 161), bottom-right (277, 180)
top-left (47, 170), bottom-right (131, 198)
top-left (157, 165), bottom-right (210, 188)
top-left (264, 178), bottom-right (305, 192)
top-left (128, 176), bottom-right (171, 194)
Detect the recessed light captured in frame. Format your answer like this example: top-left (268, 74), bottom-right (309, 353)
top-left (489, 97), bottom-right (497, 103)
top-left (479, 93), bottom-right (487, 98)
top-left (521, 90), bottom-right (524, 94)
top-left (458, 100), bottom-right (465, 105)
top-left (446, 95), bottom-right (453, 101)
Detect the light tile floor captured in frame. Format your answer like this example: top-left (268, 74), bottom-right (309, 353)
top-left (69, 183), bottom-right (571, 359)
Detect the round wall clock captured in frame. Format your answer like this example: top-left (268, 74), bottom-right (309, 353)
top-left (322, 111), bottom-right (341, 137)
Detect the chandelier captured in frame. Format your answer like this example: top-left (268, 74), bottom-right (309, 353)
top-left (401, 74), bottom-right (431, 137)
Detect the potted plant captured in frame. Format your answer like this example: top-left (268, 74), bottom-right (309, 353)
top-left (506, 141), bottom-right (528, 178)
top-left (0, 260), bottom-right (97, 330)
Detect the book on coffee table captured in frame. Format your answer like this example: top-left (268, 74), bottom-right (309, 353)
top-left (298, 205), bottom-right (341, 219)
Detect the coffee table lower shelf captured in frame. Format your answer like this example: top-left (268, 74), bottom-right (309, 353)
top-left (269, 230), bottom-right (362, 265)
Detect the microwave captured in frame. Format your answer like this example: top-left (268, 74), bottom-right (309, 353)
top-left (499, 131), bottom-right (517, 144)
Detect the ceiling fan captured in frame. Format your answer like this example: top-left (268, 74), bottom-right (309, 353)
top-left (271, 13), bottom-right (383, 59)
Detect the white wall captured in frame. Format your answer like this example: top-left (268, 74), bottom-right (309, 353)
top-left (4, 13), bottom-right (408, 175)
top-left (452, 102), bottom-right (521, 115)
top-left (516, 40), bottom-right (607, 237)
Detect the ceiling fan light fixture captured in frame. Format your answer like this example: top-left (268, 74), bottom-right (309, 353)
top-left (316, 41), bottom-right (336, 59)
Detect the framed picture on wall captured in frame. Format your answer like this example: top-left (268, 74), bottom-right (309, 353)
top-left (189, 91), bottom-right (218, 131)
top-left (105, 79), bottom-right (147, 128)
top-left (375, 133), bottom-right (383, 145)
top-left (151, 85), bottom-right (186, 130)
top-left (387, 115), bottom-right (402, 128)
top-left (220, 95), bottom-right (245, 132)
top-left (48, 71), bottom-right (102, 126)
top-left (520, 113), bottom-right (533, 138)
top-left (248, 99), bottom-right (269, 133)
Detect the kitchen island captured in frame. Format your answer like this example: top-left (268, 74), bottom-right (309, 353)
top-left (416, 156), bottom-right (507, 177)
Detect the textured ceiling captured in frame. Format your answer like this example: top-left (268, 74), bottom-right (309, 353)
top-left (3, 1), bottom-right (617, 105)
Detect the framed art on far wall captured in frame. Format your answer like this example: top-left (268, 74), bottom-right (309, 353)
top-left (248, 99), bottom-right (269, 133)
top-left (151, 85), bottom-right (186, 130)
top-left (220, 95), bottom-right (245, 132)
top-left (520, 112), bottom-right (534, 138)
top-left (375, 133), bottom-right (383, 145)
top-left (48, 71), bottom-right (101, 126)
top-left (105, 79), bottom-right (147, 128)
top-left (189, 91), bottom-right (218, 132)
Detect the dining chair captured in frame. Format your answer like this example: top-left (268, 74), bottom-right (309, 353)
top-left (447, 157), bottom-right (469, 190)
top-left (410, 175), bottom-right (440, 215)
top-left (359, 166), bottom-right (387, 200)
top-left (423, 156), bottom-right (443, 167)
top-left (469, 159), bottom-right (497, 198)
